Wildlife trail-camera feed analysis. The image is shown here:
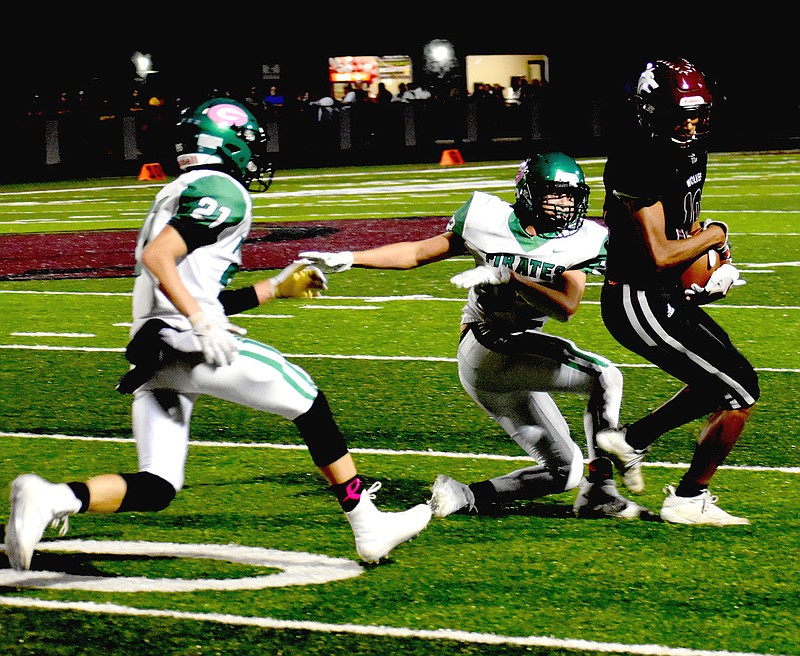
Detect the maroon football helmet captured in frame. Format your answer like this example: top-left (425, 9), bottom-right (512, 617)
top-left (634, 59), bottom-right (713, 147)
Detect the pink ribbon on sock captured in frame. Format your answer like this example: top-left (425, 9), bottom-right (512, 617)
top-left (342, 477), bottom-right (362, 503)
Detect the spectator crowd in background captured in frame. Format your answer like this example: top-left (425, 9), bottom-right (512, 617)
top-left (14, 74), bottom-right (564, 182)
top-left (9, 65), bottom-right (800, 185)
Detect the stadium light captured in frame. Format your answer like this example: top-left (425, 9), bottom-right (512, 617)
top-left (131, 51), bottom-right (158, 81)
top-left (423, 39), bottom-right (457, 77)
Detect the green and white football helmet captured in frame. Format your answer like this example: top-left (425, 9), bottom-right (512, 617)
top-left (514, 152), bottom-right (590, 237)
top-left (175, 98), bottom-right (274, 192)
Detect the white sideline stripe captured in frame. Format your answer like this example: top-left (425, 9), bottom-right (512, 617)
top-left (1, 432), bottom-right (798, 475)
top-left (0, 155), bottom-right (792, 198)
top-left (299, 305), bottom-right (382, 310)
top-left (0, 344), bottom-right (126, 353)
top-left (0, 164), bottom-right (526, 198)
top-left (0, 290), bottom-right (132, 296)
top-left (11, 332), bottom-right (95, 338)
top-left (1, 289), bottom-right (799, 312)
top-left (0, 345), bottom-right (798, 374)
top-left (0, 597), bottom-right (781, 656)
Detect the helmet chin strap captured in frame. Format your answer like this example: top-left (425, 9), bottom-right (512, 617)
top-left (535, 213), bottom-right (561, 235)
top-left (515, 202), bottom-right (563, 234)
top-left (244, 160), bottom-right (274, 193)
top-left (248, 177), bottom-right (271, 193)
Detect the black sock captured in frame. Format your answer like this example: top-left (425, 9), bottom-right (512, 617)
top-left (67, 482), bottom-right (90, 513)
top-left (587, 457), bottom-right (614, 483)
top-left (468, 480), bottom-right (498, 514)
top-left (624, 425), bottom-right (650, 452)
top-left (331, 475), bottom-right (363, 512)
top-left (675, 480), bottom-right (705, 498)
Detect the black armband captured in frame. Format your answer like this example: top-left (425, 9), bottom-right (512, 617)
top-left (218, 286), bottom-right (260, 315)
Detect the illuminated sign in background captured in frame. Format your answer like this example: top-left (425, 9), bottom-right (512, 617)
top-left (328, 55), bottom-right (413, 98)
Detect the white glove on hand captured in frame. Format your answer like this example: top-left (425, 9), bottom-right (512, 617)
top-left (702, 219), bottom-right (731, 259)
top-left (269, 259), bottom-right (328, 298)
top-left (450, 266), bottom-right (512, 289)
top-left (684, 263), bottom-right (742, 304)
top-left (297, 251), bottom-right (354, 273)
top-left (189, 311), bottom-right (240, 367)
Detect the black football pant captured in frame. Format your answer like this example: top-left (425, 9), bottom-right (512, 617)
top-left (600, 282), bottom-right (759, 411)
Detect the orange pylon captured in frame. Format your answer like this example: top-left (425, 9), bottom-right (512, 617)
top-left (138, 162), bottom-right (166, 181)
top-left (439, 149), bottom-right (464, 166)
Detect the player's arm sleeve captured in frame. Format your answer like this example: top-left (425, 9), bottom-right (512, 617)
top-left (168, 178), bottom-right (248, 252)
top-left (218, 286), bottom-right (260, 315)
top-left (445, 195), bottom-right (474, 237)
top-left (577, 232), bottom-right (608, 275)
top-left (605, 150), bottom-right (661, 208)
top-left (577, 257), bottom-right (606, 276)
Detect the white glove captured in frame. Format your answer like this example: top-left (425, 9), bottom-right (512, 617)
top-left (450, 266), bottom-right (511, 289)
top-left (684, 263), bottom-right (742, 304)
top-left (297, 251), bottom-right (354, 273)
top-left (702, 219), bottom-right (731, 259)
top-left (269, 259), bottom-right (328, 298)
top-left (189, 311), bottom-right (240, 367)
top-left (702, 219), bottom-right (728, 237)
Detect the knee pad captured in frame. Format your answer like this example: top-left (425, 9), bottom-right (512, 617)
top-left (117, 472), bottom-right (176, 512)
top-left (293, 390), bottom-right (349, 468)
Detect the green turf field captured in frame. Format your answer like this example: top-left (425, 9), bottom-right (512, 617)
top-left (1, 152), bottom-right (798, 655)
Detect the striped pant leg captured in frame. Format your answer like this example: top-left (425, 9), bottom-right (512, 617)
top-left (601, 282), bottom-right (758, 410)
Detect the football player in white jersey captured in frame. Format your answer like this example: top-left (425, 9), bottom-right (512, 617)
top-left (300, 152), bottom-right (648, 520)
top-left (5, 98), bottom-right (430, 571)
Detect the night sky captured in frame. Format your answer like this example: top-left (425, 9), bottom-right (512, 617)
top-left (4, 11), bottom-right (794, 127)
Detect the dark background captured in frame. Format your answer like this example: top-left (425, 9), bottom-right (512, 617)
top-left (7, 11), bottom-right (792, 112)
top-left (2, 11), bottom-right (796, 181)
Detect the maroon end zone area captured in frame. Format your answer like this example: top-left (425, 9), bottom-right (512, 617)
top-left (0, 217), bottom-right (450, 281)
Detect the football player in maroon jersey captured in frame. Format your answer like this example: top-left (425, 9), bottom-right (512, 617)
top-left (597, 58), bottom-right (758, 524)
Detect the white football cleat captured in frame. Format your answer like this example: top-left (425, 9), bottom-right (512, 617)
top-left (595, 428), bottom-right (648, 493)
top-left (429, 474), bottom-right (476, 518)
top-left (5, 473), bottom-right (82, 570)
top-left (660, 484), bottom-right (750, 526)
top-left (345, 482), bottom-right (431, 563)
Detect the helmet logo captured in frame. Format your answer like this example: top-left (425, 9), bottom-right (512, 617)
top-left (637, 66), bottom-right (659, 95)
top-left (680, 95), bottom-right (707, 107)
top-left (205, 103), bottom-right (250, 127)
top-left (553, 170), bottom-right (580, 186)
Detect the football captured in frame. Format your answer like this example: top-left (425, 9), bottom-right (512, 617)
top-left (679, 249), bottom-right (728, 290)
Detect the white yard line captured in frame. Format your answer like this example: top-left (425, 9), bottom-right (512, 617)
top-left (1, 431), bottom-right (798, 474)
top-left (0, 595), bottom-right (785, 656)
top-left (0, 345), bottom-right (798, 374)
top-left (0, 426), bottom-right (795, 656)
